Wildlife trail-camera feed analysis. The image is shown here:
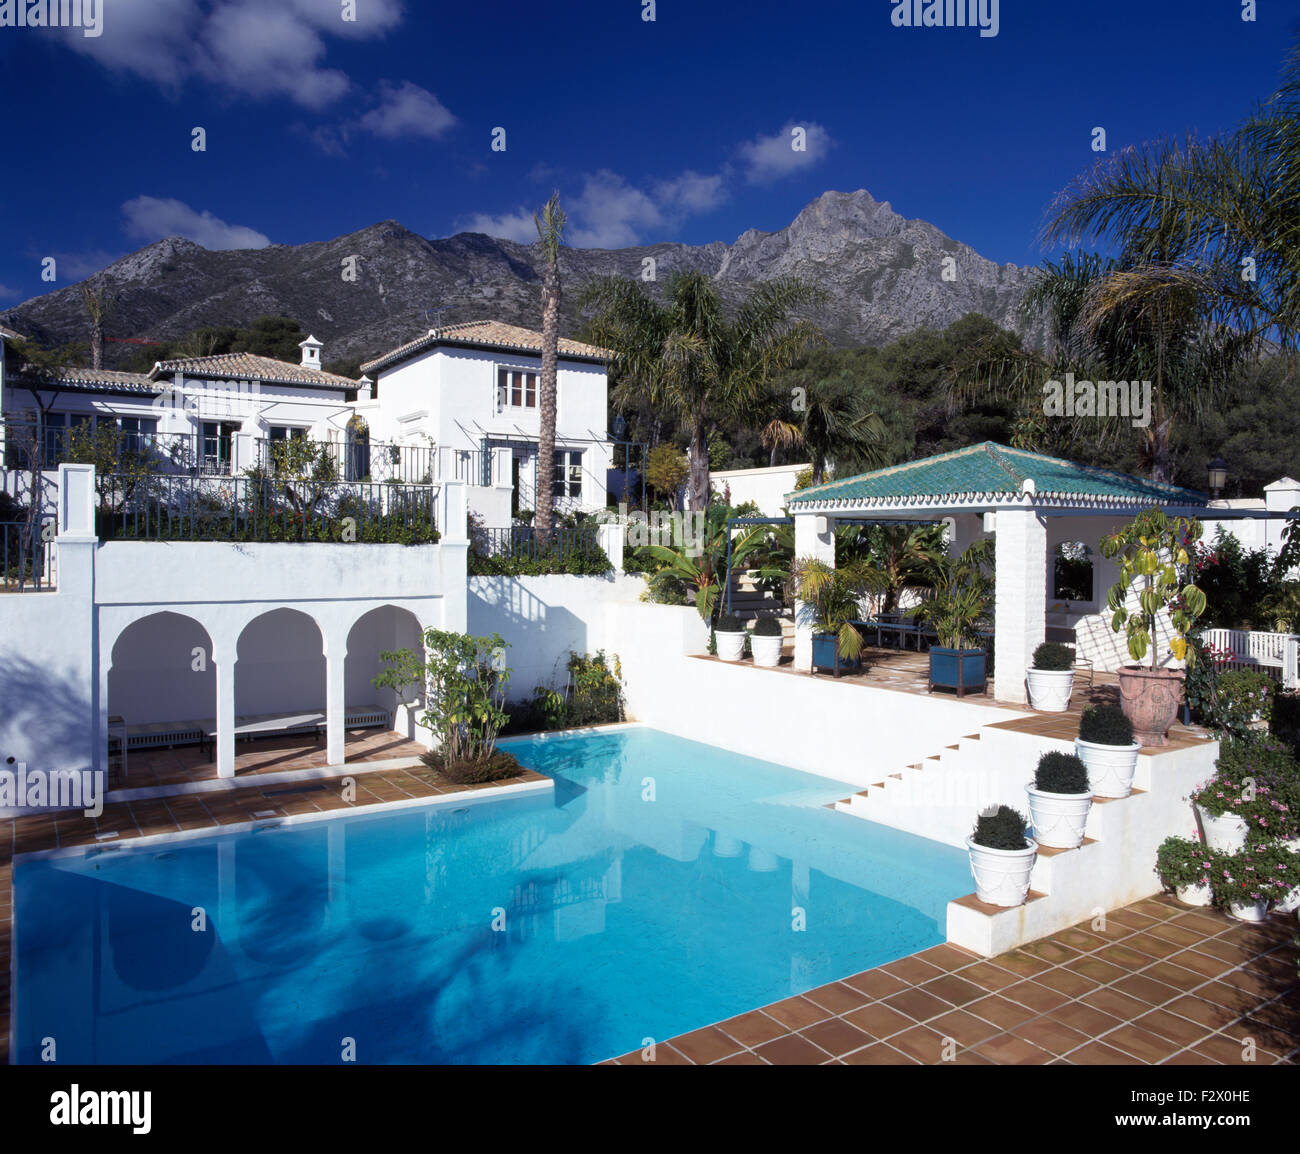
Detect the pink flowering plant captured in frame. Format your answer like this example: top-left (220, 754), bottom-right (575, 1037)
top-left (1155, 835), bottom-right (1214, 890)
top-left (1212, 843), bottom-right (1300, 906)
top-left (1190, 735), bottom-right (1300, 839)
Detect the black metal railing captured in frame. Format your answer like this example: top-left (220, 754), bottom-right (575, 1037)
top-left (254, 438), bottom-right (437, 485)
top-left (95, 474), bottom-right (439, 544)
top-left (0, 516), bottom-right (56, 591)
top-left (3, 421), bottom-right (206, 476)
top-left (473, 524), bottom-right (602, 560)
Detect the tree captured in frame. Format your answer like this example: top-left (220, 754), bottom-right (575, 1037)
top-left (582, 270), bottom-right (824, 512)
top-left (80, 282), bottom-right (114, 370)
top-left (644, 444), bottom-right (688, 510)
top-left (534, 192), bottom-right (566, 539)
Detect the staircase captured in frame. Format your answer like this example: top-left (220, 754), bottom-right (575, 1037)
top-left (828, 717), bottom-right (1220, 955)
top-left (726, 570), bottom-right (794, 645)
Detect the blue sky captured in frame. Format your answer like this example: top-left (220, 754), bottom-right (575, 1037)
top-left (0, 0), bottom-right (1297, 307)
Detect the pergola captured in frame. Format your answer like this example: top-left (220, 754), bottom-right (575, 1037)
top-left (784, 442), bottom-right (1214, 704)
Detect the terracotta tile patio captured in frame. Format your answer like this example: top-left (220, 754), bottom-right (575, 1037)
top-left (694, 646), bottom-right (1215, 750)
top-left (112, 727), bottom-right (428, 789)
top-left (606, 894), bottom-right (1298, 1065)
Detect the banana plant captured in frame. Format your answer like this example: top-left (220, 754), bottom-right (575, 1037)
top-left (1100, 507), bottom-right (1208, 669)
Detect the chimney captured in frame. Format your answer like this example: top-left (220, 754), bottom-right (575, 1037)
top-left (299, 334), bottom-right (323, 370)
top-left (356, 374), bottom-right (374, 400)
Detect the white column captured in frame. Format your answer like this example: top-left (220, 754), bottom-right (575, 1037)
top-left (325, 636), bottom-right (347, 767)
top-left (1265, 477), bottom-right (1300, 569)
top-left (598, 522), bottom-right (623, 571)
top-left (793, 511), bottom-right (835, 671)
top-left (994, 504), bottom-right (1048, 704)
top-left (215, 647), bottom-right (237, 778)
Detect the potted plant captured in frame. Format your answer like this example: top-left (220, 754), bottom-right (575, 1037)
top-left (787, 557), bottom-right (886, 677)
top-left (1191, 734), bottom-right (1297, 852)
top-left (1212, 843), bottom-right (1278, 922)
top-left (1024, 750), bottom-right (1093, 849)
top-left (1215, 668), bottom-right (1276, 731)
top-left (1026, 641), bottom-right (1076, 712)
top-left (750, 615), bottom-right (785, 667)
top-left (1075, 704), bottom-right (1141, 798)
top-left (1155, 835), bottom-right (1215, 907)
top-left (1099, 507), bottom-right (1207, 745)
top-left (966, 803), bottom-right (1038, 907)
top-left (920, 540), bottom-right (993, 697)
top-left (713, 612), bottom-right (748, 662)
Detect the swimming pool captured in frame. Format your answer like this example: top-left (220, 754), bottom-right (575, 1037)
top-left (14, 726), bottom-right (971, 1064)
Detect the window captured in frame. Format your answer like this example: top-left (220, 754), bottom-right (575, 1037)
top-left (201, 421), bottom-right (239, 475)
top-left (268, 425), bottom-right (305, 441)
top-left (553, 449), bottom-right (583, 499)
top-left (117, 415), bottom-right (157, 454)
top-left (498, 368), bottom-right (537, 409)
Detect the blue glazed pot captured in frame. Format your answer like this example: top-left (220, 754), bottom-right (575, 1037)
top-left (812, 632), bottom-right (860, 674)
top-left (929, 647), bottom-right (986, 696)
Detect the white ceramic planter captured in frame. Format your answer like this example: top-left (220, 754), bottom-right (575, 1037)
top-left (1075, 738), bottom-right (1141, 799)
top-left (1024, 783), bottom-right (1092, 849)
top-left (967, 837), bottom-right (1038, 907)
top-left (1195, 803), bottom-right (1249, 854)
top-left (1026, 668), bottom-right (1074, 712)
top-left (1175, 881), bottom-right (1213, 907)
top-left (1228, 899), bottom-right (1269, 923)
top-left (715, 630), bottom-right (747, 662)
top-left (1275, 837), bottom-right (1300, 914)
top-left (750, 632), bottom-right (784, 667)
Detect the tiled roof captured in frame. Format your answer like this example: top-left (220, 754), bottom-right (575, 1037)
top-left (14, 365), bottom-right (159, 394)
top-left (0, 323), bottom-right (26, 342)
top-left (149, 352), bottom-right (357, 389)
top-left (788, 442), bottom-right (1208, 508)
top-left (361, 320), bottom-right (611, 374)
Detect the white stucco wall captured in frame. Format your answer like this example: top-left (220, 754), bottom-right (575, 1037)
top-left (710, 463), bottom-right (808, 516)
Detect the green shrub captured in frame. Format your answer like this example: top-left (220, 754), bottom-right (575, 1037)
top-left (641, 568), bottom-right (689, 605)
top-left (971, 804), bottom-right (1029, 850)
top-left (565, 650), bottom-right (625, 727)
top-left (469, 543), bottom-right (612, 576)
top-left (1155, 836), bottom-right (1213, 890)
top-left (1197, 734), bottom-right (1300, 838)
top-left (714, 613), bottom-right (745, 632)
top-left (1033, 751), bottom-right (1090, 794)
top-left (1211, 842), bottom-right (1300, 906)
top-left (752, 616), bottom-right (784, 637)
top-left (1078, 704), bottom-right (1135, 747)
top-left (1215, 669), bottom-right (1276, 732)
top-left (1031, 642), bottom-right (1075, 671)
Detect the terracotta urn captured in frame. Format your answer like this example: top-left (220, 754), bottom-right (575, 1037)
top-left (1117, 666), bottom-right (1184, 747)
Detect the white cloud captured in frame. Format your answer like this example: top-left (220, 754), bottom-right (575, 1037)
top-left (0, 284), bottom-right (21, 301)
top-left (358, 81), bottom-right (456, 140)
top-left (459, 209), bottom-right (537, 244)
top-left (121, 197), bottom-right (270, 250)
top-left (567, 171), bottom-right (663, 249)
top-left (738, 122), bottom-right (834, 183)
top-left (55, 0), bottom-right (404, 109)
top-left (44, 250), bottom-right (126, 281)
top-left (655, 170), bottom-right (728, 215)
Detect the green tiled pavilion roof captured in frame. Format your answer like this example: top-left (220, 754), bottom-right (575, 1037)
top-left (787, 442), bottom-right (1207, 508)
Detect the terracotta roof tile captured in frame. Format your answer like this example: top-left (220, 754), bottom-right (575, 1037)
top-left (148, 352), bottom-right (357, 389)
top-left (361, 319), bottom-right (610, 375)
top-left (16, 365), bottom-right (158, 394)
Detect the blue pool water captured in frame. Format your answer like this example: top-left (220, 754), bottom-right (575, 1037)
top-left (14, 727), bottom-right (971, 1064)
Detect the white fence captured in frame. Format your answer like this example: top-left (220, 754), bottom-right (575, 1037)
top-left (1204, 627), bottom-right (1300, 689)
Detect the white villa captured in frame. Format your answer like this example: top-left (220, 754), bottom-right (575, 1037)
top-left (357, 320), bottom-right (614, 524)
top-left (0, 319), bottom-right (616, 528)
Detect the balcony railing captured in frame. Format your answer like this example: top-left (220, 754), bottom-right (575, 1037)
top-left (254, 438), bottom-right (437, 484)
top-left (1, 515), bottom-right (56, 591)
top-left (95, 474), bottom-right (439, 544)
top-left (472, 524), bottom-right (603, 561)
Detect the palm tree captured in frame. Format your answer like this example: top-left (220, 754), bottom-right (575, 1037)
top-left (1032, 36), bottom-right (1300, 440)
top-left (533, 192), bottom-right (566, 538)
top-left (836, 522), bottom-right (945, 614)
top-left (582, 270), bottom-right (824, 512)
top-left (786, 556), bottom-right (888, 676)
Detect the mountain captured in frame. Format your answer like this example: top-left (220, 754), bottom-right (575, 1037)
top-left (0, 190), bottom-right (1040, 369)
